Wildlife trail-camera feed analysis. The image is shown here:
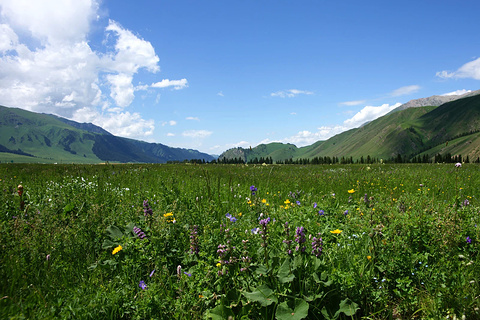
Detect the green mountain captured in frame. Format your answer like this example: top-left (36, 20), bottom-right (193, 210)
top-left (0, 105), bottom-right (215, 163)
top-left (220, 93), bottom-right (480, 163)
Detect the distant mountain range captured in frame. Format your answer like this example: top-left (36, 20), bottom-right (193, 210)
top-left (220, 90), bottom-right (480, 163)
top-left (0, 106), bottom-right (215, 163)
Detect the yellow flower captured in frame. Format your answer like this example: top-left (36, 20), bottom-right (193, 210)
top-left (112, 245), bottom-right (122, 255)
top-left (164, 212), bottom-right (173, 218)
top-left (247, 200), bottom-right (252, 205)
top-left (238, 212), bottom-right (242, 217)
top-left (348, 189), bottom-right (355, 194)
top-left (261, 199), bottom-right (267, 203)
top-left (199, 294), bottom-right (204, 298)
top-left (330, 229), bottom-right (342, 234)
top-left (216, 262), bottom-right (221, 267)
top-left (284, 199), bottom-right (291, 205)
top-left (367, 255), bottom-right (372, 260)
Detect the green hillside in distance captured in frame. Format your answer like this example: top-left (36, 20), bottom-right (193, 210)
top-left (220, 93), bottom-right (480, 163)
top-left (0, 105), bottom-right (215, 163)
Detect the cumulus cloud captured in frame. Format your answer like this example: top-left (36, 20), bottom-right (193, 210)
top-left (441, 89), bottom-right (472, 96)
top-left (271, 89), bottom-right (313, 98)
top-left (151, 78), bottom-right (188, 90)
top-left (436, 57), bottom-right (480, 80)
top-left (182, 130), bottom-right (213, 139)
top-left (0, 0), bottom-right (187, 141)
top-left (343, 103), bottom-right (401, 127)
top-left (186, 116), bottom-right (200, 121)
top-left (390, 85), bottom-right (420, 97)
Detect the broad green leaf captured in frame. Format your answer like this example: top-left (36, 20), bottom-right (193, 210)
top-left (255, 265), bottom-right (268, 276)
top-left (275, 299), bottom-right (309, 320)
top-left (106, 225), bottom-right (124, 240)
top-left (206, 303), bottom-right (234, 320)
top-left (102, 239), bottom-right (117, 249)
top-left (334, 298), bottom-right (359, 318)
top-left (277, 258), bottom-right (295, 283)
top-left (242, 284), bottom-right (277, 307)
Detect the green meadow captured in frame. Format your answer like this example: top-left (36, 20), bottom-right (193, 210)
top-left (1, 163), bottom-right (479, 319)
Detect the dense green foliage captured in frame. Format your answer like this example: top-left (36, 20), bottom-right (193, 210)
top-left (1, 163), bottom-right (479, 319)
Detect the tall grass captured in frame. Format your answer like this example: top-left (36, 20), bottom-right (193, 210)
top-left (0, 163), bottom-right (478, 319)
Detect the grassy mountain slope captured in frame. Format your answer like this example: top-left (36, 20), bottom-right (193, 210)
top-left (220, 93), bottom-right (480, 162)
top-left (0, 106), bottom-right (215, 163)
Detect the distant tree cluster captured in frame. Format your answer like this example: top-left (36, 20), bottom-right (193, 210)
top-left (247, 157), bottom-right (273, 164)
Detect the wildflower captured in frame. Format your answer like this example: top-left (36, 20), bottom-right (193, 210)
top-left (348, 189), bottom-right (355, 194)
top-left (295, 226), bottom-right (306, 252)
top-left (143, 200), bottom-right (153, 216)
top-left (177, 265), bottom-right (182, 278)
top-left (216, 262), bottom-right (222, 267)
top-left (313, 202), bottom-right (317, 208)
top-left (163, 212), bottom-right (174, 218)
top-left (463, 199), bottom-right (470, 207)
top-left (318, 210), bottom-right (325, 216)
top-left (284, 199), bottom-right (291, 205)
top-left (133, 226), bottom-right (147, 239)
top-left (455, 162), bottom-right (462, 168)
top-left (112, 245), bottom-right (122, 255)
top-left (184, 272), bottom-right (192, 277)
top-left (262, 199), bottom-right (267, 203)
top-left (139, 280), bottom-right (147, 290)
top-left (250, 185), bottom-right (257, 196)
top-left (283, 222), bottom-right (293, 255)
top-left (330, 229), bottom-right (342, 234)
top-left (149, 269), bottom-right (155, 277)
top-left (367, 255), bottom-right (372, 260)
top-left (251, 227), bottom-right (259, 234)
top-left (311, 233), bottom-right (323, 257)
top-left (189, 225), bottom-right (199, 255)
top-left (364, 193), bottom-right (369, 204)
top-left (466, 236), bottom-right (472, 244)
top-left (46, 254), bottom-right (51, 261)
top-left (296, 200), bottom-right (301, 206)
top-left (344, 210), bottom-right (349, 216)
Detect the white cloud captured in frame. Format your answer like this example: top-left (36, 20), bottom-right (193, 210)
top-left (343, 103), bottom-right (401, 127)
top-left (390, 85), bottom-right (420, 97)
top-left (271, 89), bottom-right (313, 98)
top-left (166, 133), bottom-right (175, 137)
top-left (0, 0), bottom-right (98, 45)
top-left (272, 103), bottom-right (402, 147)
top-left (0, 0), bottom-right (186, 141)
top-left (151, 78), bottom-right (188, 90)
top-left (436, 57), bottom-right (480, 80)
top-left (161, 120), bottom-right (177, 126)
top-left (217, 91), bottom-right (224, 97)
top-left (209, 141), bottom-right (250, 152)
top-left (186, 116), bottom-right (200, 121)
top-left (182, 130), bottom-right (213, 139)
top-left (72, 107), bottom-right (155, 138)
top-left (339, 100), bottom-right (366, 106)
top-left (441, 89), bottom-right (472, 96)
top-left (107, 73), bottom-right (134, 108)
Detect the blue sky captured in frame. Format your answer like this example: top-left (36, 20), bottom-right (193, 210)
top-left (1, 0), bottom-right (480, 155)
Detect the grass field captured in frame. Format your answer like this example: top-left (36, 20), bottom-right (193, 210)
top-left (1, 163), bottom-right (479, 319)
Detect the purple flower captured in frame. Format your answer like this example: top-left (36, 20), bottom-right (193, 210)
top-left (230, 216), bottom-right (237, 223)
top-left (226, 213), bottom-right (232, 219)
top-left (139, 280), bottom-right (147, 290)
top-left (463, 199), bottom-right (470, 207)
top-left (184, 272), bottom-right (192, 277)
top-left (295, 226), bottom-right (306, 252)
top-left (296, 200), bottom-right (301, 206)
top-left (318, 210), bottom-right (325, 216)
top-left (259, 217), bottom-right (270, 227)
top-left (189, 225), bottom-right (199, 255)
top-left (466, 236), bottom-right (472, 244)
top-left (311, 233), bottom-right (323, 257)
top-left (251, 227), bottom-right (259, 234)
top-left (143, 200), bottom-right (153, 216)
top-left (344, 210), bottom-right (349, 216)
top-left (149, 269), bottom-right (155, 277)
top-left (133, 226), bottom-right (147, 239)
top-left (313, 202), bottom-right (317, 209)
top-left (364, 193), bottom-right (369, 204)
top-left (250, 185), bottom-right (257, 196)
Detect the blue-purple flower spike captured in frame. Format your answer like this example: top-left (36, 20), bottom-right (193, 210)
top-left (143, 200), bottom-right (153, 216)
top-left (133, 226), bottom-right (147, 239)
